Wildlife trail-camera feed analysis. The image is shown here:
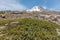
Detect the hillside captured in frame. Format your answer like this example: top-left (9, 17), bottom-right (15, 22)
top-left (0, 6), bottom-right (60, 40)
top-left (0, 18), bottom-right (60, 40)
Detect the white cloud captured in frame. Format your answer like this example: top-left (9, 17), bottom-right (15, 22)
top-left (0, 0), bottom-right (27, 11)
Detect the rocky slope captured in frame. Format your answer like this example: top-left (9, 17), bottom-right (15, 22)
top-left (0, 6), bottom-right (60, 24)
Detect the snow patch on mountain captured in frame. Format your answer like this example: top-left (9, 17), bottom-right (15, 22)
top-left (26, 6), bottom-right (45, 12)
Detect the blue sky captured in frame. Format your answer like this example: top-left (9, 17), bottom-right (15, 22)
top-left (0, 0), bottom-right (60, 11)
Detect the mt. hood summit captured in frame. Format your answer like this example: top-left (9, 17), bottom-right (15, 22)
top-left (26, 6), bottom-right (45, 12)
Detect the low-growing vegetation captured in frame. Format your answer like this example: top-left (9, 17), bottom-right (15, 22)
top-left (0, 18), bottom-right (60, 40)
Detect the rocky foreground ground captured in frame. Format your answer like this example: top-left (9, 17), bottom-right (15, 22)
top-left (0, 11), bottom-right (60, 25)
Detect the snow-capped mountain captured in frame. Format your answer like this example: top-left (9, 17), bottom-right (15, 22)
top-left (26, 6), bottom-right (45, 12)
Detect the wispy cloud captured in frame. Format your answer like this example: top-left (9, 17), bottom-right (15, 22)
top-left (0, 0), bottom-right (27, 11)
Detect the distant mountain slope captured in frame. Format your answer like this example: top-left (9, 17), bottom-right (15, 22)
top-left (26, 6), bottom-right (60, 14)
